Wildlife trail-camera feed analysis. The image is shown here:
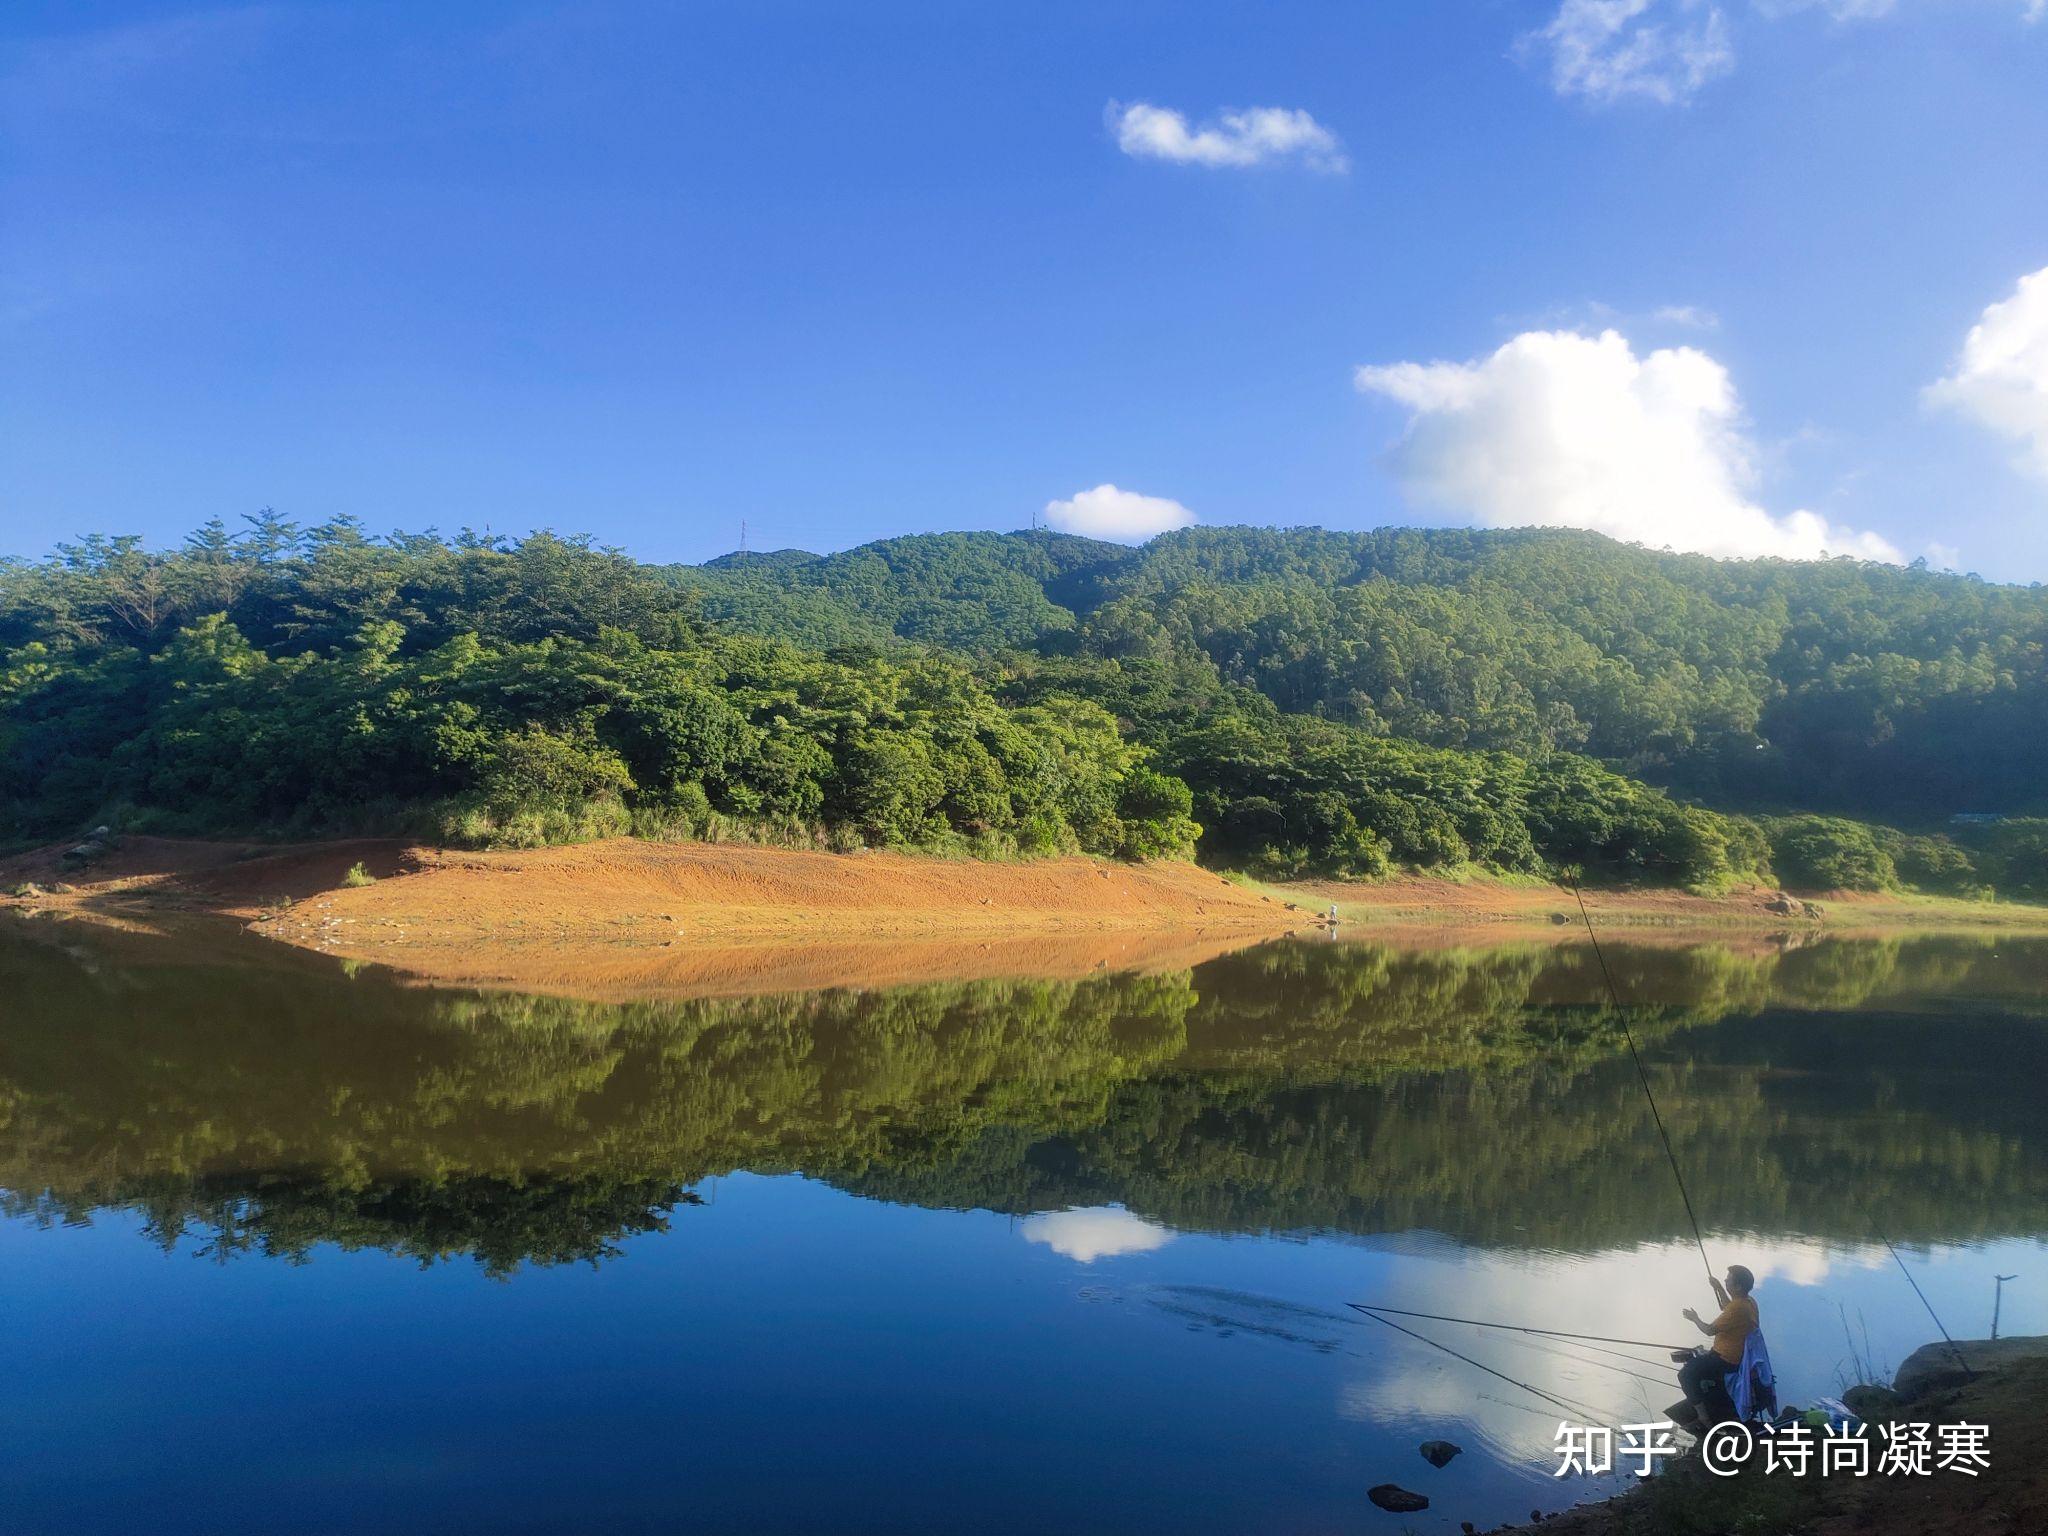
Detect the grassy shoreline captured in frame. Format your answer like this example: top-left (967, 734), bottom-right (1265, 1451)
top-left (1266, 869), bottom-right (2048, 937)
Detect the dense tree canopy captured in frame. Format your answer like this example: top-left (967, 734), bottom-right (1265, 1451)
top-left (680, 524), bottom-right (2048, 818)
top-left (0, 519), bottom-right (1191, 859)
top-left (4, 517), bottom-right (2044, 891)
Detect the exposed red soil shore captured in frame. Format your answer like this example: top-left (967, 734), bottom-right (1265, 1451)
top-left (9, 835), bottom-right (2043, 1001)
top-left (0, 835), bottom-right (1307, 996)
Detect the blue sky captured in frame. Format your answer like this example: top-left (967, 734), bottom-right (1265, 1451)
top-left (3, 1), bottom-right (2046, 575)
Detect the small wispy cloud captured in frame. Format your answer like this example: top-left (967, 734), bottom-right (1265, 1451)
top-left (1534, 0), bottom-right (2045, 107)
top-left (1528, 0), bottom-right (1735, 106)
top-left (1109, 101), bottom-right (1348, 173)
top-left (1653, 304), bottom-right (1722, 329)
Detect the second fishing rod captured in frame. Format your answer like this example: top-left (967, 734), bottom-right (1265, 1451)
top-left (1569, 876), bottom-right (1719, 1297)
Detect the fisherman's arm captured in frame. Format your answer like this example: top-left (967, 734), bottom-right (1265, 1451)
top-left (1681, 1302), bottom-right (1737, 1336)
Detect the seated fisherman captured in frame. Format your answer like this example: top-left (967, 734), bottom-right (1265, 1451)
top-left (1677, 1265), bottom-right (1759, 1423)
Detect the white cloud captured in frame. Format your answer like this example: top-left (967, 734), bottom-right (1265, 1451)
top-left (1536, 1), bottom-right (2040, 103)
top-left (1044, 484), bottom-right (1196, 543)
top-left (1021, 1206), bottom-right (1174, 1264)
top-left (1530, 0), bottom-right (1736, 104)
top-left (1354, 328), bottom-right (1903, 561)
top-left (1653, 304), bottom-right (1721, 330)
top-left (1925, 264), bottom-right (2048, 483)
top-left (1337, 1235), bottom-right (1899, 1464)
top-left (1110, 102), bottom-right (1348, 173)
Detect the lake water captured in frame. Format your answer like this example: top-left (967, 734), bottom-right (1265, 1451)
top-left (4, 919), bottom-right (2045, 1535)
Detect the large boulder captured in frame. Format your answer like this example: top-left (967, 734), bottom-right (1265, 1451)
top-left (1896, 1335), bottom-right (2048, 1400)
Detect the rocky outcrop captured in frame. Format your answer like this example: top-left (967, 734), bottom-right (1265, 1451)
top-left (1895, 1333), bottom-right (2048, 1399)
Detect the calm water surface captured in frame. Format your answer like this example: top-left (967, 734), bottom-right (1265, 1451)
top-left (4, 919), bottom-right (2046, 1534)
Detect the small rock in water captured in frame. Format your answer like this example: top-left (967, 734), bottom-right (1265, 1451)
top-left (1419, 1439), bottom-right (1462, 1468)
top-left (1461, 1524), bottom-right (1476, 1535)
top-left (1367, 1485), bottom-right (1429, 1515)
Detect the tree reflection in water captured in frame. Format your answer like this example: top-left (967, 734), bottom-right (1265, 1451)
top-left (5, 922), bottom-right (2047, 1273)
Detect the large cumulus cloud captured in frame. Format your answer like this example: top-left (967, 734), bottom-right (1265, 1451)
top-left (1355, 328), bottom-right (1901, 562)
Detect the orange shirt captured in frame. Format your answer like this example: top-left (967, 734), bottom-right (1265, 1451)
top-left (1710, 1296), bottom-right (1759, 1365)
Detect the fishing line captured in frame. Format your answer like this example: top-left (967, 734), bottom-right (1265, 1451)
top-left (1487, 1332), bottom-right (1677, 1390)
top-left (1478, 1391), bottom-right (1569, 1421)
top-left (1569, 876), bottom-right (1717, 1292)
top-left (1878, 1230), bottom-right (1973, 1380)
top-left (1500, 1333), bottom-right (1681, 1381)
top-left (1350, 1307), bottom-right (1605, 1421)
top-left (1549, 1336), bottom-right (1686, 1373)
top-left (1349, 1303), bottom-right (1689, 1353)
top-left (1352, 1305), bottom-right (1673, 1388)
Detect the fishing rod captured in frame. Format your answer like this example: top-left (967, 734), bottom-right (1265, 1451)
top-left (1349, 1303), bottom-right (1689, 1354)
top-left (1569, 877), bottom-right (1718, 1294)
top-left (1878, 1230), bottom-right (1973, 1380)
top-left (1340, 888), bottom-right (1732, 1420)
top-left (1351, 1306), bottom-right (1603, 1420)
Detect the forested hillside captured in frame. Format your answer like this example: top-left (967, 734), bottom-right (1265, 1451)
top-left (5, 515), bottom-right (2045, 896)
top-left (0, 520), bottom-right (1198, 861)
top-left (680, 526), bottom-right (2048, 817)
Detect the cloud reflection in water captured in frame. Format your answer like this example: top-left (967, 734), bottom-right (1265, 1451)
top-left (1022, 1205), bottom-right (1174, 1263)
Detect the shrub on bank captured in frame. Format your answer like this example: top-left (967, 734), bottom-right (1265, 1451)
top-left (1762, 815), bottom-right (1899, 892)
